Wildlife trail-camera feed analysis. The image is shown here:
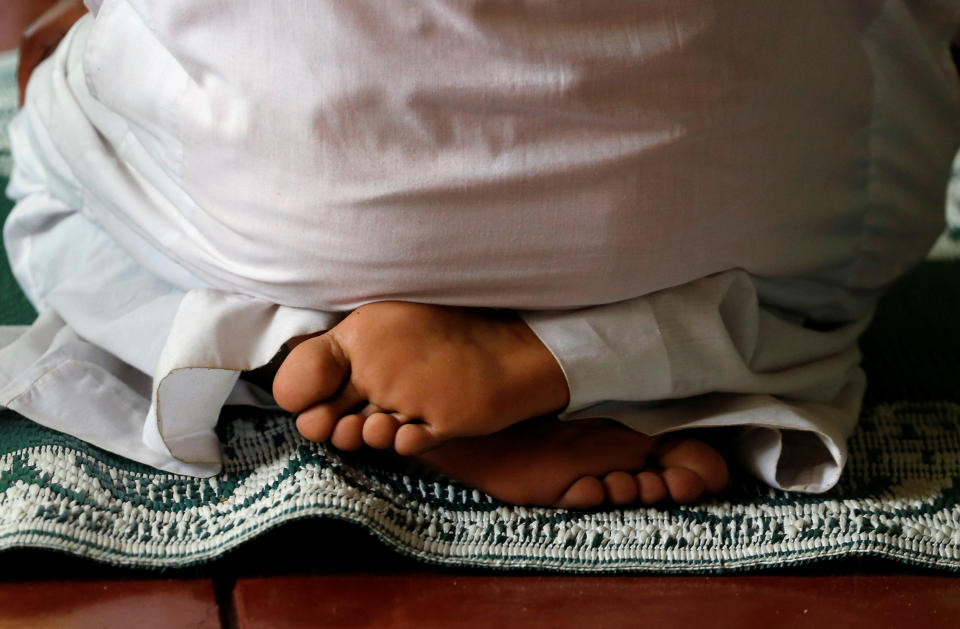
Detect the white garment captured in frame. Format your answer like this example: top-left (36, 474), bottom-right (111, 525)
top-left (2, 1), bottom-right (959, 490)
top-left (64, 0), bottom-right (960, 316)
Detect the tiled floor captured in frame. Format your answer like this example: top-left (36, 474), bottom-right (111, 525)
top-left (0, 580), bottom-right (220, 629)
top-left (1, 571), bottom-right (959, 629)
top-left (230, 574), bottom-right (960, 629)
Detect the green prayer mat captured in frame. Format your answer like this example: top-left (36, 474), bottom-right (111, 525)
top-left (2, 51), bottom-right (960, 572)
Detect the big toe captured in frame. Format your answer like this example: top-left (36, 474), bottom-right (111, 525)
top-left (273, 334), bottom-right (350, 412)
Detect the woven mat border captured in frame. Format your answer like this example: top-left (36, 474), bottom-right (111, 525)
top-left (2, 399), bottom-right (959, 572)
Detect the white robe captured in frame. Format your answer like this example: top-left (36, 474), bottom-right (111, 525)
top-left (2, 1), bottom-right (959, 489)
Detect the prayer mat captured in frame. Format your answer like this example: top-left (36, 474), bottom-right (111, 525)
top-left (2, 51), bottom-right (960, 572)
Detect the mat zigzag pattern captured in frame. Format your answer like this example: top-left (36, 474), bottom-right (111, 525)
top-left (2, 402), bottom-right (959, 571)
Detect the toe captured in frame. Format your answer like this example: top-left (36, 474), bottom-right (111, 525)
top-left (602, 471), bottom-right (638, 505)
top-left (296, 408), bottom-right (337, 442)
top-left (661, 466), bottom-right (706, 504)
top-left (330, 413), bottom-right (367, 451)
top-left (394, 423), bottom-right (443, 456)
top-left (557, 476), bottom-right (605, 509)
top-left (656, 439), bottom-right (729, 495)
top-left (363, 412), bottom-right (401, 449)
top-left (635, 471), bottom-right (668, 505)
top-left (296, 383), bottom-right (366, 443)
top-left (273, 334), bottom-right (351, 412)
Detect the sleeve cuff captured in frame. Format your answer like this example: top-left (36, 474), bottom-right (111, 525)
top-left (519, 298), bottom-right (672, 417)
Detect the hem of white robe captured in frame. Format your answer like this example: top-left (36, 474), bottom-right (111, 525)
top-left (553, 379), bottom-right (863, 494)
top-left (0, 298), bottom-right (337, 477)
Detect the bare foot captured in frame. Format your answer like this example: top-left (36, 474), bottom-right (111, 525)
top-left (272, 302), bottom-right (569, 455)
top-left (416, 416), bottom-right (729, 508)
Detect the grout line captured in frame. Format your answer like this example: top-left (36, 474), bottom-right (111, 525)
top-left (214, 574), bottom-right (240, 629)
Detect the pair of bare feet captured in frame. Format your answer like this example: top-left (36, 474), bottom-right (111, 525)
top-left (272, 301), bottom-right (728, 509)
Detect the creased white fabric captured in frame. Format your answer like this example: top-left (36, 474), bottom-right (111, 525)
top-left (66, 0), bottom-right (960, 315)
top-left (2, 2), bottom-right (959, 489)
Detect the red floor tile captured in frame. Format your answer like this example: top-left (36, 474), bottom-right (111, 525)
top-left (233, 574), bottom-right (960, 629)
top-left (0, 579), bottom-right (220, 629)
